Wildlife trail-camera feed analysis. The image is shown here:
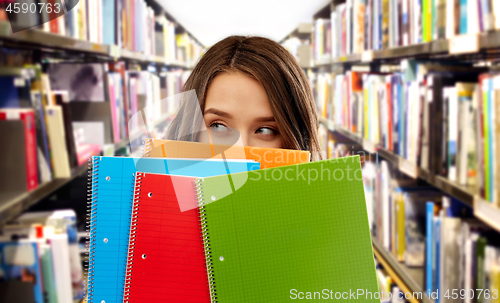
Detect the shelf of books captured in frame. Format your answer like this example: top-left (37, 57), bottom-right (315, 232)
top-left (304, 1), bottom-right (500, 302)
top-left (313, 62), bottom-right (500, 296)
top-left (319, 117), bottom-right (479, 208)
top-left (0, 136), bottom-right (129, 226)
top-left (0, 0), bottom-right (197, 297)
top-left (0, 20), bottom-right (195, 68)
top-left (0, 0), bottom-right (202, 227)
top-left (281, 23), bottom-right (314, 68)
top-left (0, 0), bottom-right (204, 68)
top-left (373, 239), bottom-right (428, 303)
top-left (308, 0), bottom-right (500, 67)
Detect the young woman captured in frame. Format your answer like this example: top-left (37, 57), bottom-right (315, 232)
top-left (166, 35), bottom-right (321, 160)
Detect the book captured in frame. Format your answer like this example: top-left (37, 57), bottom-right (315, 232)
top-left (0, 109), bottom-right (39, 190)
top-left (381, 161), bottom-right (392, 250)
top-left (440, 217), bottom-right (462, 303)
top-left (53, 91), bottom-right (79, 168)
top-left (0, 240), bottom-right (44, 303)
top-left (39, 243), bottom-right (58, 303)
top-left (125, 157), bottom-right (379, 302)
top-left (107, 73), bottom-right (120, 143)
top-left (0, 73), bottom-right (32, 108)
top-left (447, 86), bottom-right (459, 182)
top-left (404, 191), bottom-right (441, 267)
top-left (446, 0), bottom-right (459, 38)
top-left (425, 202), bottom-right (435, 292)
top-left (437, 0), bottom-right (447, 38)
top-left (459, 0), bottom-right (468, 34)
top-left (14, 209), bottom-right (85, 300)
top-left (48, 232), bottom-right (73, 303)
top-left (456, 83), bottom-right (477, 186)
top-left (102, 0), bottom-right (115, 45)
top-left (476, 235), bottom-right (487, 301)
top-left (44, 105), bottom-right (71, 178)
top-left (0, 120), bottom-right (31, 194)
top-left (87, 156), bottom-right (260, 303)
top-left (433, 215), bottom-right (441, 296)
top-left (143, 139), bottom-right (311, 169)
top-left (108, 62), bottom-right (130, 136)
top-left (30, 90), bottom-right (52, 184)
top-left (47, 63), bottom-right (106, 102)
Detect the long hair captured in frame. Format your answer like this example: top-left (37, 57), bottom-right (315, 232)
top-left (166, 35), bottom-right (321, 160)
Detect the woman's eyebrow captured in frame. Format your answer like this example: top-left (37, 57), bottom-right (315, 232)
top-left (254, 116), bottom-right (275, 122)
top-left (204, 108), bottom-right (233, 118)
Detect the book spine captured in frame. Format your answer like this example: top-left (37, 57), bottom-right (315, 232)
top-left (434, 216), bottom-right (441, 296)
top-left (478, 0), bottom-right (485, 32)
top-left (484, 79), bottom-right (490, 201)
top-left (387, 76), bottom-right (393, 150)
top-left (123, 171), bottom-right (143, 302)
top-left (195, 177), bottom-right (216, 301)
top-left (425, 202), bottom-right (434, 292)
top-left (476, 237), bottom-right (486, 303)
top-left (459, 0), bottom-right (468, 34)
top-left (396, 193), bottom-right (405, 262)
top-left (495, 79), bottom-right (500, 206)
top-left (422, 0), bottom-right (428, 41)
top-left (488, 78), bottom-right (494, 202)
top-left (86, 156), bottom-right (99, 303)
top-left (477, 76), bottom-right (486, 199)
top-left (24, 111), bottom-right (38, 191)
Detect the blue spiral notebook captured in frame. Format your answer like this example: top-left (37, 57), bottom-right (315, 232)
top-left (87, 156), bottom-right (259, 303)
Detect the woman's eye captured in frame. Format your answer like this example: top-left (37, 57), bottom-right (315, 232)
top-left (255, 127), bottom-right (276, 135)
top-left (210, 122), bottom-right (230, 132)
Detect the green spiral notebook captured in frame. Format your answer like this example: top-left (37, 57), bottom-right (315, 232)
top-left (195, 156), bottom-right (378, 302)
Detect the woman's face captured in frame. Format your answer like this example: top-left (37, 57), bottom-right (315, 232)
top-left (200, 71), bottom-right (282, 148)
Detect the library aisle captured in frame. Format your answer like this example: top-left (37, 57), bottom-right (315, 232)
top-left (0, 0), bottom-right (499, 302)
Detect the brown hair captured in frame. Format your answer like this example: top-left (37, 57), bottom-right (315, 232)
top-left (166, 35), bottom-right (321, 160)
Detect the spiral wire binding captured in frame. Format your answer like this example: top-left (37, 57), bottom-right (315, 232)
top-left (85, 156), bottom-right (99, 302)
top-left (123, 172), bottom-right (143, 302)
top-left (143, 138), bottom-right (153, 157)
top-left (195, 178), bottom-right (217, 302)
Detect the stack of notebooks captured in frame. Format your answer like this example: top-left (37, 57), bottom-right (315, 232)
top-left (87, 139), bottom-right (379, 302)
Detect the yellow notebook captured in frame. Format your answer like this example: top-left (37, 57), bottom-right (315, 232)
top-left (143, 138), bottom-right (310, 169)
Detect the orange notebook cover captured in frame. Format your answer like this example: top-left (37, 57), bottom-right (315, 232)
top-left (143, 138), bottom-right (310, 169)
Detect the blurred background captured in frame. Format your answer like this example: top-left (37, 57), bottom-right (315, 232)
top-left (0, 0), bottom-right (499, 302)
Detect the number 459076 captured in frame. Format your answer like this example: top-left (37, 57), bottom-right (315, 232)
top-left (5, 2), bottom-right (61, 14)
top-left (443, 289), bottom-right (498, 300)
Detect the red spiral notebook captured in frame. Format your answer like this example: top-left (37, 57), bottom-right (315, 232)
top-left (124, 173), bottom-right (209, 302)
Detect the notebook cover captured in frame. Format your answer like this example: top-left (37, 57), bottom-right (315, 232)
top-left (124, 173), bottom-right (208, 302)
top-left (143, 138), bottom-right (310, 169)
top-left (87, 156), bottom-right (259, 303)
top-left (197, 156), bottom-right (378, 302)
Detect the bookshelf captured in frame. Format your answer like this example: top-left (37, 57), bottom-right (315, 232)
top-left (303, 1), bottom-right (500, 299)
top-left (311, 30), bottom-right (500, 67)
top-left (0, 136), bottom-right (131, 227)
top-left (319, 117), bottom-right (500, 234)
top-left (0, 21), bottom-right (193, 69)
top-left (373, 239), bottom-right (431, 303)
top-left (0, 0), bottom-right (202, 233)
